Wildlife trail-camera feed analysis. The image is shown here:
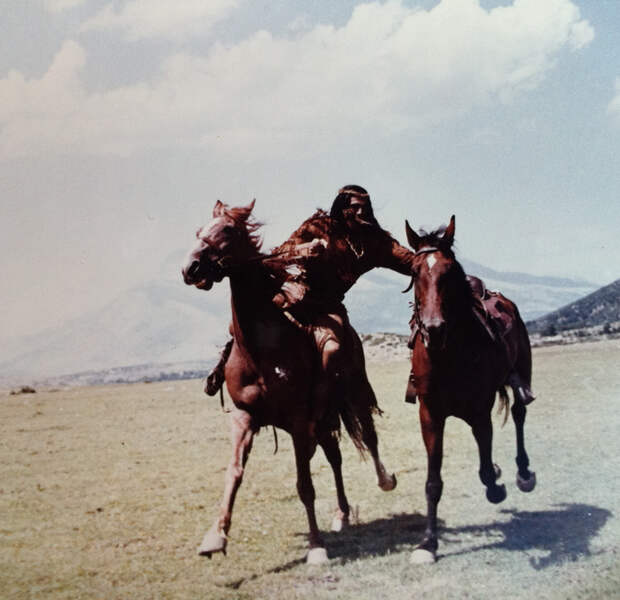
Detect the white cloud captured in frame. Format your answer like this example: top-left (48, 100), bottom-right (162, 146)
top-left (45, 0), bottom-right (86, 13)
top-left (0, 0), bottom-right (593, 160)
top-left (607, 78), bottom-right (620, 123)
top-left (80, 0), bottom-right (239, 41)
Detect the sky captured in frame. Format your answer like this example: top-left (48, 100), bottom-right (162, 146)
top-left (1, 0), bottom-right (619, 341)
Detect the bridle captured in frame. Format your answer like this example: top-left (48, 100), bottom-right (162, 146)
top-left (401, 246), bottom-right (439, 293)
top-left (414, 246), bottom-right (440, 256)
top-left (405, 246), bottom-right (441, 348)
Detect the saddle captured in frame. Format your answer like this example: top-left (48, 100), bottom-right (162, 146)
top-left (405, 275), bottom-right (515, 405)
top-left (407, 275), bottom-right (514, 350)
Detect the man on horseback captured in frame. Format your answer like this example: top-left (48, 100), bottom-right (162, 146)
top-left (205, 184), bottom-right (415, 396)
top-left (204, 185), bottom-right (534, 406)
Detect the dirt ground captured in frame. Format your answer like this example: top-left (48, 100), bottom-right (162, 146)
top-left (1, 339), bottom-right (619, 599)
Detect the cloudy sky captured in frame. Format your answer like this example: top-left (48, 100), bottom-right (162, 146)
top-left (1, 0), bottom-right (618, 340)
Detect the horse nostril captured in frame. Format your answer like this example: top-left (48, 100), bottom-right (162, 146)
top-left (424, 317), bottom-right (443, 331)
top-left (424, 319), bottom-right (446, 341)
top-left (183, 260), bottom-right (200, 282)
top-left (189, 261), bottom-right (200, 276)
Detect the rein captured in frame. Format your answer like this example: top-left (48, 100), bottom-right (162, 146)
top-left (247, 249), bottom-right (288, 264)
top-left (411, 295), bottom-right (431, 348)
top-left (209, 249), bottom-right (288, 276)
top-left (241, 242), bottom-right (321, 266)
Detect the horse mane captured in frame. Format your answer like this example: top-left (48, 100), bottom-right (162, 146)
top-left (417, 226), bottom-right (475, 312)
top-left (221, 203), bottom-right (264, 253)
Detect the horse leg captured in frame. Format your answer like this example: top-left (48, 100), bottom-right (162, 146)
top-left (344, 381), bottom-right (395, 492)
top-left (472, 415), bottom-right (507, 504)
top-left (512, 400), bottom-right (536, 492)
top-left (198, 408), bottom-right (256, 557)
top-left (292, 429), bottom-right (327, 564)
top-left (319, 329), bottom-right (396, 492)
top-left (315, 336), bottom-right (355, 519)
top-left (318, 430), bottom-right (350, 532)
top-left (354, 375), bottom-right (396, 491)
top-left (411, 404), bottom-right (444, 564)
top-left (318, 319), bottom-right (395, 494)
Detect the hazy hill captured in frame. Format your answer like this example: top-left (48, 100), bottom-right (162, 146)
top-left (346, 259), bottom-right (596, 334)
top-left (0, 255), bottom-right (599, 386)
top-left (526, 278), bottom-right (620, 334)
top-left (0, 280), bottom-right (230, 384)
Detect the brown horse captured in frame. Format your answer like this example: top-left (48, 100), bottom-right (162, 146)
top-left (404, 215), bottom-right (536, 564)
top-left (181, 200), bottom-right (396, 564)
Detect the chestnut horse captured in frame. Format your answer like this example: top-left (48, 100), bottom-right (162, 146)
top-left (181, 200), bottom-right (396, 564)
top-left (404, 216), bottom-right (536, 564)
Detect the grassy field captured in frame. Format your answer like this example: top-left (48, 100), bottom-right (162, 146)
top-left (2, 340), bottom-right (619, 599)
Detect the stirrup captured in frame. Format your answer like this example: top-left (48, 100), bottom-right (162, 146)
top-left (405, 372), bottom-right (417, 404)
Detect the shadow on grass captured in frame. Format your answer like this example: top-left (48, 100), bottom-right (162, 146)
top-left (442, 503), bottom-right (612, 569)
top-left (321, 503), bottom-right (612, 570)
top-left (321, 511), bottom-right (430, 561)
top-left (222, 512), bottom-right (429, 588)
top-left (223, 503), bottom-right (611, 587)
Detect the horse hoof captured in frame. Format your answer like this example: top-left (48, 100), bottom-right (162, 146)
top-left (486, 483), bottom-right (507, 504)
top-left (493, 463), bottom-right (502, 480)
top-left (198, 527), bottom-right (227, 557)
top-left (379, 473), bottom-right (397, 492)
top-left (307, 547), bottom-right (329, 565)
top-left (331, 512), bottom-right (350, 532)
top-left (410, 548), bottom-right (436, 564)
top-left (517, 471), bottom-right (536, 492)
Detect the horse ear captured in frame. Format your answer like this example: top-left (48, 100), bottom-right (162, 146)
top-left (442, 215), bottom-right (455, 248)
top-left (237, 198), bottom-right (256, 221)
top-left (405, 220), bottom-right (421, 250)
top-left (213, 200), bottom-right (225, 218)
top-left (245, 198), bottom-right (256, 216)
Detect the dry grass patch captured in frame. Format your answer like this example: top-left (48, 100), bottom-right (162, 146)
top-left (2, 341), bottom-right (619, 599)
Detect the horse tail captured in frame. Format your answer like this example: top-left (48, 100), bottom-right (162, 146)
top-left (338, 401), bottom-right (369, 456)
top-left (336, 379), bottom-right (383, 457)
top-left (324, 322), bottom-right (381, 457)
top-left (496, 386), bottom-right (510, 427)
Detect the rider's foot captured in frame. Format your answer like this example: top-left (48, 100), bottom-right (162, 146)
top-left (519, 385), bottom-right (536, 405)
top-left (507, 372), bottom-right (535, 405)
top-left (204, 367), bottom-right (225, 396)
top-left (204, 339), bottom-right (233, 397)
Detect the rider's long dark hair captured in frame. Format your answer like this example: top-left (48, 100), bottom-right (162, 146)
top-left (329, 184), bottom-right (379, 228)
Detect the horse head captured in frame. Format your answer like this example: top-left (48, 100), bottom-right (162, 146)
top-left (182, 199), bottom-right (261, 290)
top-left (405, 215), bottom-right (459, 350)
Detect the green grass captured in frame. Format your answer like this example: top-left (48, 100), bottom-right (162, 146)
top-left (1, 340), bottom-right (619, 599)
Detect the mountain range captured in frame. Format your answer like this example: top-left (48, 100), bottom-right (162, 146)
top-left (0, 251), bottom-right (600, 388)
top-left (526, 278), bottom-right (620, 334)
